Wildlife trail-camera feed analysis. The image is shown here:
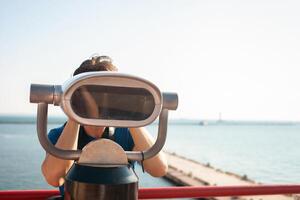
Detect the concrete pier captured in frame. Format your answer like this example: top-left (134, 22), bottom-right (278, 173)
top-left (164, 152), bottom-right (299, 200)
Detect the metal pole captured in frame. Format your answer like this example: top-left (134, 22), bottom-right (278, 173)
top-left (126, 109), bottom-right (168, 161)
top-left (37, 103), bottom-right (81, 160)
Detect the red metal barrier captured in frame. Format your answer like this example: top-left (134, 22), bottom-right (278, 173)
top-left (1, 185), bottom-right (300, 199)
top-left (0, 190), bottom-right (59, 200)
top-left (139, 185), bottom-right (300, 199)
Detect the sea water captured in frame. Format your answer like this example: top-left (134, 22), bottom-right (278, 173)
top-left (0, 119), bottom-right (299, 190)
top-left (0, 122), bottom-right (173, 190)
top-left (156, 122), bottom-right (300, 184)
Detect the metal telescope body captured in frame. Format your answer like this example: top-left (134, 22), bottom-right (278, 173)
top-left (30, 72), bottom-right (178, 200)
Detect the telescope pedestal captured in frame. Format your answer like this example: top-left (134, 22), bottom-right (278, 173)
top-left (64, 163), bottom-right (138, 200)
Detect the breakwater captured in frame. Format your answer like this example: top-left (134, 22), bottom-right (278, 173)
top-left (164, 152), bottom-right (298, 200)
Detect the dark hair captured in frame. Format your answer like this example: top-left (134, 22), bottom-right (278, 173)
top-left (73, 56), bottom-right (118, 76)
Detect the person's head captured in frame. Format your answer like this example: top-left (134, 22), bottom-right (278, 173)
top-left (73, 55), bottom-right (118, 76)
top-left (73, 55), bottom-right (117, 137)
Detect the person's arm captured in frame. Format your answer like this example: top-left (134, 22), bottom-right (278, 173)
top-left (80, 86), bottom-right (100, 118)
top-left (129, 127), bottom-right (168, 177)
top-left (41, 119), bottom-right (80, 187)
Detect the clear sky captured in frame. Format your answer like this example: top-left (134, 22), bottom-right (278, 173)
top-left (1, 0), bottom-right (300, 121)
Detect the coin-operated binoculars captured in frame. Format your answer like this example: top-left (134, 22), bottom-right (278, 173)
top-left (30, 72), bottom-right (178, 200)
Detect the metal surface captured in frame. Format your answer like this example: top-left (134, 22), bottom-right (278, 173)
top-left (65, 182), bottom-right (137, 200)
top-left (126, 109), bottom-right (168, 161)
top-left (64, 163), bottom-right (138, 200)
top-left (2, 185), bottom-right (300, 199)
top-left (30, 84), bottom-right (62, 105)
top-left (32, 72), bottom-right (178, 162)
top-left (30, 84), bottom-right (55, 104)
top-left (65, 163), bottom-right (138, 185)
top-left (78, 139), bottom-right (128, 165)
top-left (37, 103), bottom-right (81, 160)
top-left (138, 185), bottom-right (300, 199)
top-left (37, 102), bottom-right (168, 162)
top-left (60, 72), bottom-right (162, 128)
top-left (30, 72), bottom-right (179, 200)
top-left (53, 85), bottom-right (62, 106)
top-left (162, 92), bottom-right (178, 110)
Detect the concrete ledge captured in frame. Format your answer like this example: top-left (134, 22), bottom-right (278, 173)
top-left (164, 152), bottom-right (298, 200)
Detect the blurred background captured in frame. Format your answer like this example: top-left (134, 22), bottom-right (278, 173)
top-left (1, 0), bottom-right (300, 193)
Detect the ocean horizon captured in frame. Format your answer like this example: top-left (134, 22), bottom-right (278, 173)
top-left (1, 115), bottom-right (299, 125)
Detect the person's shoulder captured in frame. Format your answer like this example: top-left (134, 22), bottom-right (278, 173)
top-left (49, 124), bottom-right (65, 135)
top-left (48, 123), bottom-right (66, 145)
top-left (115, 127), bottom-right (130, 134)
top-left (114, 128), bottom-right (134, 151)
top-left (114, 127), bottom-right (131, 139)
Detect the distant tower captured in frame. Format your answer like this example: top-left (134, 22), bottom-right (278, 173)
top-left (218, 112), bottom-right (222, 122)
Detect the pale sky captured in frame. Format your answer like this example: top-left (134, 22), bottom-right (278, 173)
top-left (1, 0), bottom-right (300, 121)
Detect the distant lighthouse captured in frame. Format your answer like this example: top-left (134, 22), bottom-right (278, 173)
top-left (218, 112), bottom-right (222, 122)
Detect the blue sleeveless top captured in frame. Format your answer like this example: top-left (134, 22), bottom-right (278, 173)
top-left (47, 124), bottom-right (135, 196)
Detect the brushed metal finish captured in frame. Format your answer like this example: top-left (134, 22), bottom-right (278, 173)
top-left (53, 85), bottom-right (62, 106)
top-left (64, 163), bottom-right (138, 200)
top-left (126, 109), bottom-right (168, 161)
top-left (64, 181), bottom-right (138, 200)
top-left (162, 92), bottom-right (178, 110)
top-left (30, 84), bottom-right (55, 104)
top-left (60, 72), bottom-right (162, 128)
top-left (32, 73), bottom-right (178, 162)
top-left (37, 103), bottom-right (81, 160)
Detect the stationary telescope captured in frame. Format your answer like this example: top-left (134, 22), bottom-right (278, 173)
top-left (30, 72), bottom-right (178, 199)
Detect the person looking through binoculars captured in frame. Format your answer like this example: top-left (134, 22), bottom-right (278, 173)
top-left (41, 56), bottom-right (168, 195)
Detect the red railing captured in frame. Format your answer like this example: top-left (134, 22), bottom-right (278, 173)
top-left (1, 185), bottom-right (300, 199)
top-left (140, 185), bottom-right (300, 199)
